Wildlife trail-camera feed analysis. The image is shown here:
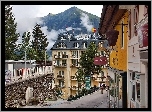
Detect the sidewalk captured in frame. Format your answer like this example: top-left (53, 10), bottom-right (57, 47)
top-left (96, 90), bottom-right (122, 108)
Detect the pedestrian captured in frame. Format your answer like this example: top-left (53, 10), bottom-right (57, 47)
top-left (100, 86), bottom-right (103, 94)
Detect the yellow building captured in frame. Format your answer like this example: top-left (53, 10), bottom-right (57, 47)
top-left (99, 5), bottom-right (129, 108)
top-left (51, 35), bottom-right (109, 99)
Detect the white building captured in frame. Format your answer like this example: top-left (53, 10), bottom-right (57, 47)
top-left (127, 5), bottom-right (148, 108)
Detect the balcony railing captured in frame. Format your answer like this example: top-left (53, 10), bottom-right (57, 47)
top-left (62, 54), bottom-right (68, 58)
top-left (57, 75), bottom-right (64, 79)
top-left (70, 63), bottom-right (79, 67)
top-left (71, 76), bottom-right (77, 80)
top-left (54, 55), bottom-right (62, 59)
top-left (54, 63), bottom-right (67, 67)
top-left (71, 55), bottom-right (78, 59)
top-left (71, 86), bottom-right (78, 90)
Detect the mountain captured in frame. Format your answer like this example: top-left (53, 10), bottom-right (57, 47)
top-left (40, 6), bottom-right (100, 35)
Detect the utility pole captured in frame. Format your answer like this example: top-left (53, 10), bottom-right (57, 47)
top-left (25, 50), bottom-right (27, 76)
top-left (45, 50), bottom-right (46, 74)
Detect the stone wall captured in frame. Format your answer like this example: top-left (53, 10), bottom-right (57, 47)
top-left (5, 73), bottom-right (55, 108)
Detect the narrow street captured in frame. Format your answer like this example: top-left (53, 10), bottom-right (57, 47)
top-left (23, 89), bottom-right (122, 108)
top-left (53, 90), bottom-right (108, 108)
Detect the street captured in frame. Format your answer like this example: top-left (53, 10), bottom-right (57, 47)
top-left (22, 89), bottom-right (122, 108)
top-left (51, 90), bottom-right (108, 108)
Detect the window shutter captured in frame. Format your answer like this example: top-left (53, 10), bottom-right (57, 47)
top-left (134, 5), bottom-right (139, 36)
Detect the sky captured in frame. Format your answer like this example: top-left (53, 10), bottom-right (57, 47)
top-left (11, 5), bottom-right (103, 59)
top-left (12, 5), bottom-right (103, 20)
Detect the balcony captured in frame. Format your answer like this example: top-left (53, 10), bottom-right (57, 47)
top-left (71, 55), bottom-right (78, 59)
top-left (70, 63), bottom-right (79, 68)
top-left (71, 86), bottom-right (78, 90)
top-left (95, 76), bottom-right (106, 82)
top-left (57, 75), bottom-right (64, 80)
top-left (54, 63), bottom-right (67, 68)
top-left (71, 76), bottom-right (77, 80)
top-left (54, 55), bottom-right (62, 59)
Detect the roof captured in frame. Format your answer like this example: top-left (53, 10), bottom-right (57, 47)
top-left (5, 60), bottom-right (36, 63)
top-left (99, 5), bottom-right (127, 34)
top-left (51, 32), bottom-right (110, 50)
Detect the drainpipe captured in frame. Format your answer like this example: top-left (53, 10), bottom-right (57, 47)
top-left (115, 74), bottom-right (117, 108)
top-left (118, 75), bottom-right (119, 108)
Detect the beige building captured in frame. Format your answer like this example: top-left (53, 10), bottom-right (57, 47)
top-left (51, 34), bottom-right (109, 99)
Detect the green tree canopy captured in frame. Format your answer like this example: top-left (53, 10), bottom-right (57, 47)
top-left (5, 5), bottom-right (19, 60)
top-left (75, 42), bottom-right (102, 86)
top-left (31, 24), bottom-right (49, 61)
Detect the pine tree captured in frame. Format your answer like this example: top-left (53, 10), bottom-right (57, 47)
top-left (31, 24), bottom-right (49, 61)
top-left (18, 31), bottom-right (36, 60)
top-left (5, 5), bottom-right (19, 60)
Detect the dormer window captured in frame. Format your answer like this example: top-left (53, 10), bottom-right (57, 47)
top-left (74, 42), bottom-right (79, 48)
top-left (57, 42), bottom-right (67, 48)
top-left (83, 42), bottom-right (87, 48)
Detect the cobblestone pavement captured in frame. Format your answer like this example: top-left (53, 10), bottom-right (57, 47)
top-left (22, 90), bottom-right (122, 108)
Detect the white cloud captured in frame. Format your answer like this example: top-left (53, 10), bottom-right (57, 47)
top-left (80, 13), bottom-right (94, 32)
top-left (17, 18), bottom-right (43, 35)
top-left (40, 26), bottom-right (59, 50)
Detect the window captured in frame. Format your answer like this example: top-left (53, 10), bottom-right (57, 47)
top-left (133, 46), bottom-right (134, 53)
top-left (74, 42), bottom-right (79, 48)
top-left (83, 42), bottom-right (87, 48)
top-left (101, 51), bottom-right (104, 56)
top-left (63, 52), bottom-right (66, 55)
top-left (58, 52), bottom-right (61, 56)
top-left (136, 82), bottom-right (140, 102)
top-left (132, 72), bottom-right (135, 80)
top-left (57, 60), bottom-right (60, 65)
top-left (72, 51), bottom-right (78, 58)
top-left (59, 71), bottom-right (64, 76)
top-left (59, 80), bottom-right (64, 87)
top-left (132, 85), bottom-right (135, 101)
top-left (134, 5), bottom-right (139, 36)
top-left (62, 60), bottom-right (66, 65)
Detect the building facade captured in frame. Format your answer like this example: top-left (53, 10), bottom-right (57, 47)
top-left (126, 5), bottom-right (148, 108)
top-left (51, 34), bottom-right (109, 99)
top-left (99, 5), bottom-right (128, 108)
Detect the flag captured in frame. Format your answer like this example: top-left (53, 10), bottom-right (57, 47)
top-left (92, 28), bottom-right (96, 33)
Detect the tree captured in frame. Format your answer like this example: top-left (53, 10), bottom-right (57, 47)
top-left (31, 24), bottom-right (49, 61)
top-left (5, 5), bottom-right (19, 60)
top-left (75, 42), bottom-right (102, 90)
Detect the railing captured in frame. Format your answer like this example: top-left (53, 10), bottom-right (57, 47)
top-left (62, 54), bottom-right (68, 58)
top-left (70, 63), bottom-right (79, 67)
top-left (57, 75), bottom-right (64, 79)
top-left (55, 63), bottom-right (67, 67)
top-left (54, 55), bottom-right (62, 59)
top-left (71, 86), bottom-right (78, 90)
top-left (71, 76), bottom-right (77, 80)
